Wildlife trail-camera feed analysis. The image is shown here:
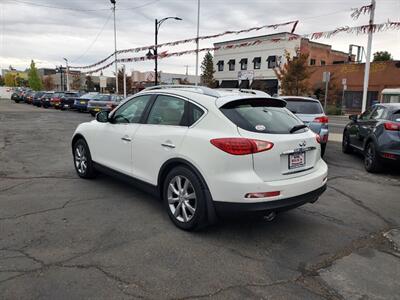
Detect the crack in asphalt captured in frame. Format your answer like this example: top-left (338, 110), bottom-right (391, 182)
top-left (328, 175), bottom-right (400, 187)
top-left (297, 207), bottom-right (347, 227)
top-left (328, 186), bottom-right (394, 227)
top-left (0, 175), bottom-right (79, 180)
top-left (0, 181), bottom-right (32, 193)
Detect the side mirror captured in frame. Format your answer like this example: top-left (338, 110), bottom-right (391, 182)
top-left (349, 114), bottom-right (358, 122)
top-left (96, 111), bottom-right (109, 123)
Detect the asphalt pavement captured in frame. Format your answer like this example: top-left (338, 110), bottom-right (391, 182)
top-left (1, 100), bottom-right (399, 300)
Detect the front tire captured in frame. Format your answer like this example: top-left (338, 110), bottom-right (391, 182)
top-left (364, 142), bottom-right (382, 173)
top-left (163, 166), bottom-right (209, 231)
top-left (73, 139), bottom-right (97, 178)
top-left (342, 131), bottom-right (352, 154)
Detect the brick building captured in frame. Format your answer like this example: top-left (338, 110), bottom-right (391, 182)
top-left (307, 61), bottom-right (400, 113)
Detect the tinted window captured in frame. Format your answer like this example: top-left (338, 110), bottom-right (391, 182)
top-left (391, 110), bottom-right (400, 122)
top-left (359, 106), bottom-right (374, 120)
top-left (112, 95), bottom-right (152, 124)
top-left (220, 99), bottom-right (305, 134)
top-left (370, 106), bottom-right (386, 120)
top-left (147, 95), bottom-right (186, 126)
top-left (284, 99), bottom-right (323, 114)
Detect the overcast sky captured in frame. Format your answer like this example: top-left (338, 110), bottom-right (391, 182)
top-left (1, 0), bottom-right (399, 76)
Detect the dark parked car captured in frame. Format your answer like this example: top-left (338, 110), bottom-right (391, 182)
top-left (342, 103), bottom-right (400, 172)
top-left (280, 96), bottom-right (329, 157)
top-left (60, 92), bottom-right (81, 110)
top-left (50, 92), bottom-right (64, 109)
top-left (32, 92), bottom-right (46, 107)
top-left (87, 94), bottom-right (124, 116)
top-left (74, 93), bottom-right (99, 112)
top-left (11, 90), bottom-right (22, 103)
top-left (40, 92), bottom-right (54, 108)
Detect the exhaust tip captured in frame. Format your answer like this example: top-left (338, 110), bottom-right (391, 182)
top-left (263, 211), bottom-right (276, 222)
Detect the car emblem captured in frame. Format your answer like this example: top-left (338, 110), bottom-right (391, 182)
top-left (299, 140), bottom-right (307, 147)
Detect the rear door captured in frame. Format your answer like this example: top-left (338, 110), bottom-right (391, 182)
top-left (219, 98), bottom-right (320, 182)
top-left (349, 106), bottom-right (375, 149)
top-left (132, 94), bottom-right (190, 184)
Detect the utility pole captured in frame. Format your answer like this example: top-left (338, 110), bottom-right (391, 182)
top-left (195, 0), bottom-right (200, 86)
top-left (123, 65), bottom-right (127, 98)
top-left (185, 65), bottom-right (189, 75)
top-left (63, 58), bottom-right (70, 91)
top-left (155, 18), bottom-right (158, 86)
top-left (361, 0), bottom-right (375, 112)
top-left (111, 0), bottom-right (118, 94)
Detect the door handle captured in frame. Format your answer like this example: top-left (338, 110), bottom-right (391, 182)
top-left (161, 143), bottom-right (176, 149)
top-left (121, 136), bottom-right (132, 142)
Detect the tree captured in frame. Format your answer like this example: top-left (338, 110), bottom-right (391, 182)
top-left (200, 51), bottom-right (216, 87)
top-left (85, 75), bottom-right (95, 92)
top-left (4, 73), bottom-right (16, 87)
top-left (71, 76), bottom-right (82, 90)
top-left (117, 68), bottom-right (132, 94)
top-left (28, 60), bottom-right (43, 91)
top-left (42, 76), bottom-right (55, 90)
top-left (0, 76), bottom-right (4, 86)
top-left (274, 51), bottom-right (312, 96)
top-left (373, 51), bottom-right (393, 62)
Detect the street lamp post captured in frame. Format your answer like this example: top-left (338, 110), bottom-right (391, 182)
top-left (110, 0), bottom-right (118, 94)
top-left (149, 17), bottom-right (182, 86)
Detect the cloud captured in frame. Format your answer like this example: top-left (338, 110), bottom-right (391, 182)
top-left (1, 0), bottom-right (399, 75)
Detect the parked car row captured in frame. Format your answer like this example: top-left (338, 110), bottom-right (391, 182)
top-left (12, 88), bottom-right (124, 115)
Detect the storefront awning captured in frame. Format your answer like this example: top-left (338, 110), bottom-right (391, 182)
top-left (220, 80), bottom-right (238, 88)
top-left (239, 80), bottom-right (249, 89)
top-left (251, 79), bottom-right (278, 95)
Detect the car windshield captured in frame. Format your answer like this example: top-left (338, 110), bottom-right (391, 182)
top-left (220, 98), bottom-right (306, 134)
top-left (80, 93), bottom-right (98, 100)
top-left (53, 92), bottom-right (64, 97)
top-left (35, 92), bottom-right (45, 97)
top-left (92, 94), bottom-right (111, 101)
top-left (284, 99), bottom-right (323, 114)
top-left (65, 92), bottom-right (78, 97)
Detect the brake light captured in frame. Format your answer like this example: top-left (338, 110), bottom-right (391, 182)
top-left (314, 116), bottom-right (329, 123)
top-left (210, 138), bottom-right (274, 155)
top-left (316, 134), bottom-right (321, 144)
top-left (245, 191), bottom-right (280, 198)
top-left (384, 122), bottom-right (400, 131)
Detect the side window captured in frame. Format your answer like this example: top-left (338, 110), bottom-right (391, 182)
top-left (112, 95), bottom-right (152, 124)
top-left (188, 103), bottom-right (205, 126)
top-left (147, 95), bottom-right (186, 126)
top-left (370, 106), bottom-right (386, 120)
top-left (359, 106), bottom-right (374, 120)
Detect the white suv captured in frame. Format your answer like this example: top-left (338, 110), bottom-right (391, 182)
top-left (72, 86), bottom-right (328, 230)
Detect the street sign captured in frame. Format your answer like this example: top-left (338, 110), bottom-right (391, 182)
top-left (322, 71), bottom-right (330, 83)
top-left (342, 78), bottom-right (347, 85)
top-left (343, 84), bottom-right (347, 91)
top-left (99, 76), bottom-right (107, 88)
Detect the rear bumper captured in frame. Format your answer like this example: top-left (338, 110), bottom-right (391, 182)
top-left (74, 103), bottom-right (87, 110)
top-left (214, 184), bottom-right (326, 213)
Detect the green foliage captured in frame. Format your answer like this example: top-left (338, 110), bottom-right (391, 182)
top-left (28, 60), bottom-right (43, 91)
top-left (373, 51), bottom-right (393, 62)
top-left (200, 51), bottom-right (215, 87)
top-left (0, 76), bottom-right (4, 86)
top-left (326, 105), bottom-right (342, 115)
top-left (275, 51), bottom-right (312, 96)
top-left (4, 73), bottom-right (17, 87)
top-left (85, 75), bottom-right (95, 92)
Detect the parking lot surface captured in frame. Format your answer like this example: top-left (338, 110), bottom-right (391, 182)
top-left (1, 100), bottom-right (399, 299)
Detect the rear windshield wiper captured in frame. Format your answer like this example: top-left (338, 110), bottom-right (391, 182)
top-left (290, 124), bottom-right (307, 133)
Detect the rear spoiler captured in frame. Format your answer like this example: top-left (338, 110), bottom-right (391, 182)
top-left (220, 97), bottom-right (287, 109)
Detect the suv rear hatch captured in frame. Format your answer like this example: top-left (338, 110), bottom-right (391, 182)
top-left (219, 97), bottom-right (320, 182)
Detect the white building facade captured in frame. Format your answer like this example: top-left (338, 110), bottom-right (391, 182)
top-left (213, 32), bottom-right (301, 95)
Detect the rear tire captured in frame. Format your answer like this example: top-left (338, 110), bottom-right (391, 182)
top-left (73, 139), bottom-right (97, 179)
top-left (320, 144), bottom-right (326, 158)
top-left (364, 142), bottom-right (382, 173)
top-left (342, 131), bottom-right (352, 154)
top-left (163, 166), bottom-right (209, 231)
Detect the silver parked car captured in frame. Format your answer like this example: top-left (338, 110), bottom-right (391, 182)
top-left (280, 96), bottom-right (329, 157)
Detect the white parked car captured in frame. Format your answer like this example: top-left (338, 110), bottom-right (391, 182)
top-left (71, 86), bottom-right (328, 231)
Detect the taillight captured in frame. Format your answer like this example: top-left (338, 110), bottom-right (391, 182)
top-left (210, 138), bottom-right (274, 155)
top-left (245, 191), bottom-right (280, 198)
top-left (314, 116), bottom-right (329, 123)
top-left (384, 122), bottom-right (400, 131)
top-left (316, 134), bottom-right (321, 144)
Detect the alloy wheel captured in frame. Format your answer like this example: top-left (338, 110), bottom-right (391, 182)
top-left (75, 144), bottom-right (87, 175)
top-left (365, 144), bottom-right (374, 169)
top-left (167, 175), bottom-right (197, 223)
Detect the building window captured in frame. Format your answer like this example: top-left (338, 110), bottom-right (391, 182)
top-left (253, 57), bottom-right (261, 69)
top-left (333, 60), bottom-right (345, 64)
top-left (240, 58), bottom-right (248, 70)
top-left (228, 59), bottom-right (235, 71)
top-left (320, 60), bottom-right (326, 66)
top-left (217, 60), bottom-right (224, 72)
top-left (267, 56), bottom-right (277, 68)
top-left (310, 59), bottom-right (316, 66)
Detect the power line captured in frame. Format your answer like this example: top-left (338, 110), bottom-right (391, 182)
top-left (7, 0), bottom-right (160, 12)
top-left (71, 11), bottom-right (113, 64)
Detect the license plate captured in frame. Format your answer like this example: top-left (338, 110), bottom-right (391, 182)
top-left (288, 152), bottom-right (305, 169)
top-left (94, 108), bottom-right (100, 111)
top-left (80, 101), bottom-right (85, 104)
top-left (64, 104), bottom-right (69, 108)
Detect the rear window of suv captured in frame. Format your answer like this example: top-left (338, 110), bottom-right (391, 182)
top-left (220, 98), bottom-right (306, 134)
top-left (284, 99), bottom-right (323, 114)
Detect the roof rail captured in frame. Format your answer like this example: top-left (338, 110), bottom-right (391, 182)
top-left (144, 85), bottom-right (220, 98)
